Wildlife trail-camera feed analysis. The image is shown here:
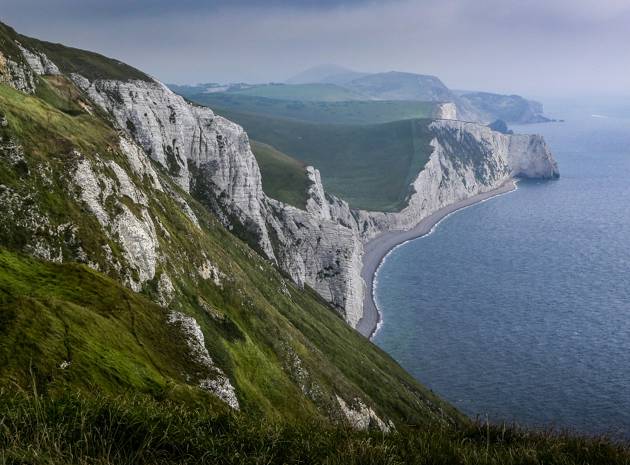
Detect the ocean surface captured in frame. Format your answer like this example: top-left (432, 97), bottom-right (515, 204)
top-left (372, 99), bottom-right (630, 436)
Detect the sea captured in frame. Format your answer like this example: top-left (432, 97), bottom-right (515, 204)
top-left (372, 98), bottom-right (630, 436)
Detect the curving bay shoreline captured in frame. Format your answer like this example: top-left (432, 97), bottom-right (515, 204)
top-left (356, 180), bottom-right (518, 339)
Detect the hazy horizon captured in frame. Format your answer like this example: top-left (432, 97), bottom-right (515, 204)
top-left (2, 0), bottom-right (629, 99)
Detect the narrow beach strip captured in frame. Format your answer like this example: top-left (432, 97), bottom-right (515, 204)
top-left (356, 180), bottom-right (517, 339)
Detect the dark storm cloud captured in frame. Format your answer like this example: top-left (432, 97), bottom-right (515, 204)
top-left (2, 0), bottom-right (629, 97)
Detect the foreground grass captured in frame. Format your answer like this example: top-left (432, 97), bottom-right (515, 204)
top-left (1, 389), bottom-right (629, 465)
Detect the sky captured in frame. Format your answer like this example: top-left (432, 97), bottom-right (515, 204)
top-left (2, 0), bottom-right (629, 98)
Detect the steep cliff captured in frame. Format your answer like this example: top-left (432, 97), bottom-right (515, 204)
top-left (0, 22), bottom-right (558, 333)
top-left (65, 73), bottom-right (558, 328)
top-left (356, 120), bottom-right (559, 239)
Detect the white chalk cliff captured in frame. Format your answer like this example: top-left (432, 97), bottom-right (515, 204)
top-left (72, 73), bottom-right (558, 328)
top-left (9, 44), bottom-right (558, 330)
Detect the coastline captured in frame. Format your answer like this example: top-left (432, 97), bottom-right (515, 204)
top-left (355, 180), bottom-right (518, 339)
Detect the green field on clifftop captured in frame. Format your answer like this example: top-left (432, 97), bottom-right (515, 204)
top-left (212, 109), bottom-right (435, 212)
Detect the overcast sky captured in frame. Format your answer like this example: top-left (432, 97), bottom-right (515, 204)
top-left (2, 0), bottom-right (629, 98)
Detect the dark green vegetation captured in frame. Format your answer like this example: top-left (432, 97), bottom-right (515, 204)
top-left (215, 109), bottom-right (434, 211)
top-left (0, 21), bottom-right (150, 81)
top-left (3, 389), bottom-right (630, 465)
top-left (181, 91), bottom-right (435, 125)
top-left (250, 140), bottom-right (310, 209)
top-left (0, 71), bottom-right (456, 425)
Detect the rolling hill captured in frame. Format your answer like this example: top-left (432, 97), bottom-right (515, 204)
top-left (178, 91), bottom-right (436, 125)
top-left (213, 108), bottom-right (434, 212)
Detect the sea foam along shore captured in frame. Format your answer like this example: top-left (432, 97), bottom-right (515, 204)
top-left (356, 180), bottom-right (518, 339)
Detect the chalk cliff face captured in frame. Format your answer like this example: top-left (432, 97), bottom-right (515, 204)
top-left (69, 76), bottom-right (367, 324)
top-left (5, 38), bottom-right (558, 330)
top-left (355, 120), bottom-right (559, 239)
top-left (71, 73), bottom-right (558, 328)
top-left (433, 102), bottom-right (458, 120)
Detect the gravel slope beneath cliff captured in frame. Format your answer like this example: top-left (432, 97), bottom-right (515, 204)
top-left (357, 180), bottom-right (517, 338)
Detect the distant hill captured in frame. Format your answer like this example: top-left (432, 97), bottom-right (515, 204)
top-left (228, 83), bottom-right (368, 101)
top-left (343, 71), bottom-right (454, 102)
top-left (286, 64), bottom-right (368, 85)
top-left (457, 91), bottom-right (551, 124)
top-left (178, 91), bottom-right (436, 125)
top-left (281, 66), bottom-right (552, 124)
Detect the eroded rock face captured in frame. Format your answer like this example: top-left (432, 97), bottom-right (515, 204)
top-left (16, 44), bottom-right (60, 76)
top-left (0, 50), bottom-right (36, 93)
top-left (73, 154), bottom-right (158, 291)
top-left (72, 77), bottom-right (277, 261)
top-left (336, 395), bottom-right (393, 432)
top-left (433, 102), bottom-right (458, 120)
top-left (72, 76), bottom-right (367, 324)
top-left (167, 311), bottom-right (240, 410)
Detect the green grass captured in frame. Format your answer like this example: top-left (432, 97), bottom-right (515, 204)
top-left (179, 91), bottom-right (436, 125)
top-left (2, 389), bottom-right (629, 465)
top-left (229, 83), bottom-right (367, 101)
top-left (0, 249), bottom-right (226, 406)
top-left (214, 109), bottom-right (434, 212)
top-left (250, 140), bottom-right (310, 209)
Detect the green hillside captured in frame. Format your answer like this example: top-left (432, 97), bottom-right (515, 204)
top-left (214, 109), bottom-right (434, 212)
top-left (180, 91), bottom-right (436, 124)
top-left (250, 140), bottom-right (310, 209)
top-left (229, 83), bottom-right (367, 101)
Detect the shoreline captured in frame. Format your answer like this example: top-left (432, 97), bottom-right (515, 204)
top-left (355, 180), bottom-right (518, 339)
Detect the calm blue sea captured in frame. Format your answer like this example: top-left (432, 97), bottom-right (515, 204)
top-left (372, 99), bottom-right (630, 436)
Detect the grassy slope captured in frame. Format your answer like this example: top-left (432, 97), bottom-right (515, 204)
top-left (0, 80), bottom-right (459, 427)
top-left (215, 109), bottom-right (434, 212)
top-left (250, 140), bottom-right (309, 209)
top-left (229, 83), bottom-right (367, 101)
top-left (181, 91), bottom-right (436, 124)
top-left (3, 390), bottom-right (630, 465)
top-left (0, 249), bottom-right (228, 411)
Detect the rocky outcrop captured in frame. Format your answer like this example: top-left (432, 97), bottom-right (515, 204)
top-left (16, 43), bottom-right (60, 76)
top-left (167, 311), bottom-right (240, 410)
top-left (433, 102), bottom-right (458, 120)
top-left (0, 50), bottom-right (36, 93)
